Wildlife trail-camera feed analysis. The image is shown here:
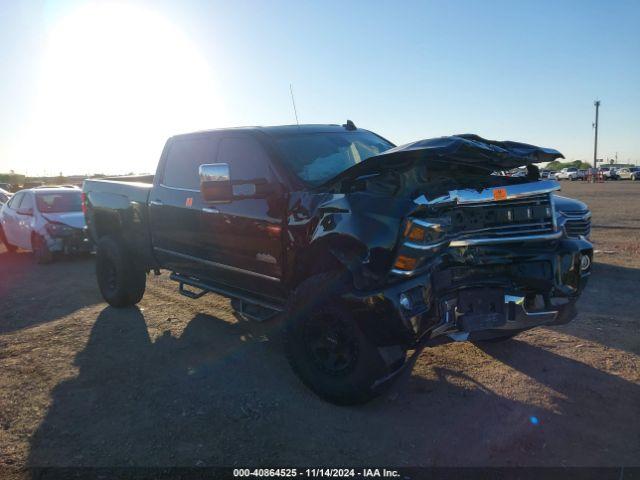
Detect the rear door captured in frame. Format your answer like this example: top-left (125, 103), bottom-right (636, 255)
top-left (149, 134), bottom-right (220, 274)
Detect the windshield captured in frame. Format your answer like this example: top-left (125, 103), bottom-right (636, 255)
top-left (36, 191), bottom-right (82, 213)
top-left (274, 131), bottom-right (393, 186)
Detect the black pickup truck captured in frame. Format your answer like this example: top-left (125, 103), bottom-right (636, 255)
top-left (83, 124), bottom-right (593, 404)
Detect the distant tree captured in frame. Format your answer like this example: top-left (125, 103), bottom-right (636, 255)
top-left (546, 160), bottom-right (591, 171)
top-left (0, 172), bottom-right (26, 185)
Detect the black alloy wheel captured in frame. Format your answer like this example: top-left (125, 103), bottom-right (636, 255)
top-left (303, 311), bottom-right (359, 376)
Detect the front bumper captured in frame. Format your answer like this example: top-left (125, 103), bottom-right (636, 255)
top-left (343, 237), bottom-right (592, 346)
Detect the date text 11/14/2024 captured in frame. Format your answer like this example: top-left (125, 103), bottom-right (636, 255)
top-left (233, 468), bottom-right (401, 478)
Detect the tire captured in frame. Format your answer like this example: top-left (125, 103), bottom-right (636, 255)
top-left (32, 234), bottom-right (53, 264)
top-left (96, 235), bottom-right (146, 307)
top-left (284, 271), bottom-right (406, 405)
top-left (0, 226), bottom-right (17, 253)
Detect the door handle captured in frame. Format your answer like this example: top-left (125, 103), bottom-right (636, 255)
top-left (202, 207), bottom-right (220, 214)
top-left (150, 200), bottom-right (163, 206)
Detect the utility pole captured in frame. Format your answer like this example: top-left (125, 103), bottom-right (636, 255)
top-left (593, 100), bottom-right (600, 169)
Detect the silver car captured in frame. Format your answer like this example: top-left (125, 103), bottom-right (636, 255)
top-left (0, 187), bottom-right (92, 263)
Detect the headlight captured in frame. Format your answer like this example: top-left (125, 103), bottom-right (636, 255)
top-left (403, 219), bottom-right (448, 246)
top-left (45, 222), bottom-right (75, 237)
top-left (393, 219), bottom-right (449, 273)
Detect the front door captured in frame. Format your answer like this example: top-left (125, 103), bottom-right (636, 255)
top-left (198, 134), bottom-right (286, 298)
top-left (16, 192), bottom-right (36, 248)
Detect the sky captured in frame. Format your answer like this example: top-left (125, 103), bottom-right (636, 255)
top-left (0, 0), bottom-right (639, 176)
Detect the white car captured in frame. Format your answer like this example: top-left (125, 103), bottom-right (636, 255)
top-left (556, 167), bottom-right (580, 181)
top-left (598, 167), bottom-right (619, 180)
top-left (0, 187), bottom-right (93, 263)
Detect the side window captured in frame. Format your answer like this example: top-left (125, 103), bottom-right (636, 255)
top-left (7, 192), bottom-right (24, 210)
top-left (19, 193), bottom-right (34, 211)
top-left (217, 136), bottom-right (272, 182)
top-left (163, 136), bottom-right (219, 190)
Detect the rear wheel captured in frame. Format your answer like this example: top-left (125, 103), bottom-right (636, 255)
top-left (284, 271), bottom-right (406, 405)
top-left (32, 234), bottom-right (53, 264)
top-left (96, 235), bottom-right (146, 307)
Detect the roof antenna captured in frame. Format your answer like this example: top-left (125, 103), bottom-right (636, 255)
top-left (289, 83), bottom-right (300, 126)
top-left (343, 119), bottom-right (357, 130)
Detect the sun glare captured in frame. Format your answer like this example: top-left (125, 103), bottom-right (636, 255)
top-left (17, 3), bottom-right (222, 175)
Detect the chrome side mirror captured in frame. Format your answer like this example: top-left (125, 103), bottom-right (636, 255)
top-left (199, 163), bottom-right (232, 202)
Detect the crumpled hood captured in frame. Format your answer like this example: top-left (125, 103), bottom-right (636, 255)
top-left (327, 134), bottom-right (564, 185)
top-left (42, 211), bottom-right (86, 229)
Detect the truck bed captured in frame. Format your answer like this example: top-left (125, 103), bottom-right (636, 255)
top-left (83, 178), bottom-right (156, 270)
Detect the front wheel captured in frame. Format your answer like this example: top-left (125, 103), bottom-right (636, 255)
top-left (284, 271), bottom-right (406, 405)
top-left (96, 235), bottom-right (146, 307)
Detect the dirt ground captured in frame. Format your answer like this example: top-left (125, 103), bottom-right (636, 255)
top-left (0, 181), bottom-right (638, 469)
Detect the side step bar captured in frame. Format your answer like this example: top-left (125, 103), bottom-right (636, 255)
top-left (170, 272), bottom-right (285, 313)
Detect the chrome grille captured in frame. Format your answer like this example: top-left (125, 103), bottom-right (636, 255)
top-left (450, 194), bottom-right (554, 239)
top-left (563, 211), bottom-right (591, 238)
top-left (393, 186), bottom-right (564, 276)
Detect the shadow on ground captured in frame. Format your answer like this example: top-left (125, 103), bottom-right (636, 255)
top-left (27, 305), bottom-right (640, 467)
top-left (0, 251), bottom-right (101, 333)
top-left (563, 262), bottom-right (640, 355)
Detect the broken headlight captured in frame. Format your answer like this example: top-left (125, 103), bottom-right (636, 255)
top-left (403, 218), bottom-right (449, 247)
top-left (45, 222), bottom-right (75, 237)
top-left (393, 219), bottom-right (449, 273)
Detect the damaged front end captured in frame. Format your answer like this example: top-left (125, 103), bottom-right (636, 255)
top-left (342, 180), bottom-right (592, 346)
top-left (315, 135), bottom-right (593, 346)
top-left (41, 220), bottom-right (93, 255)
